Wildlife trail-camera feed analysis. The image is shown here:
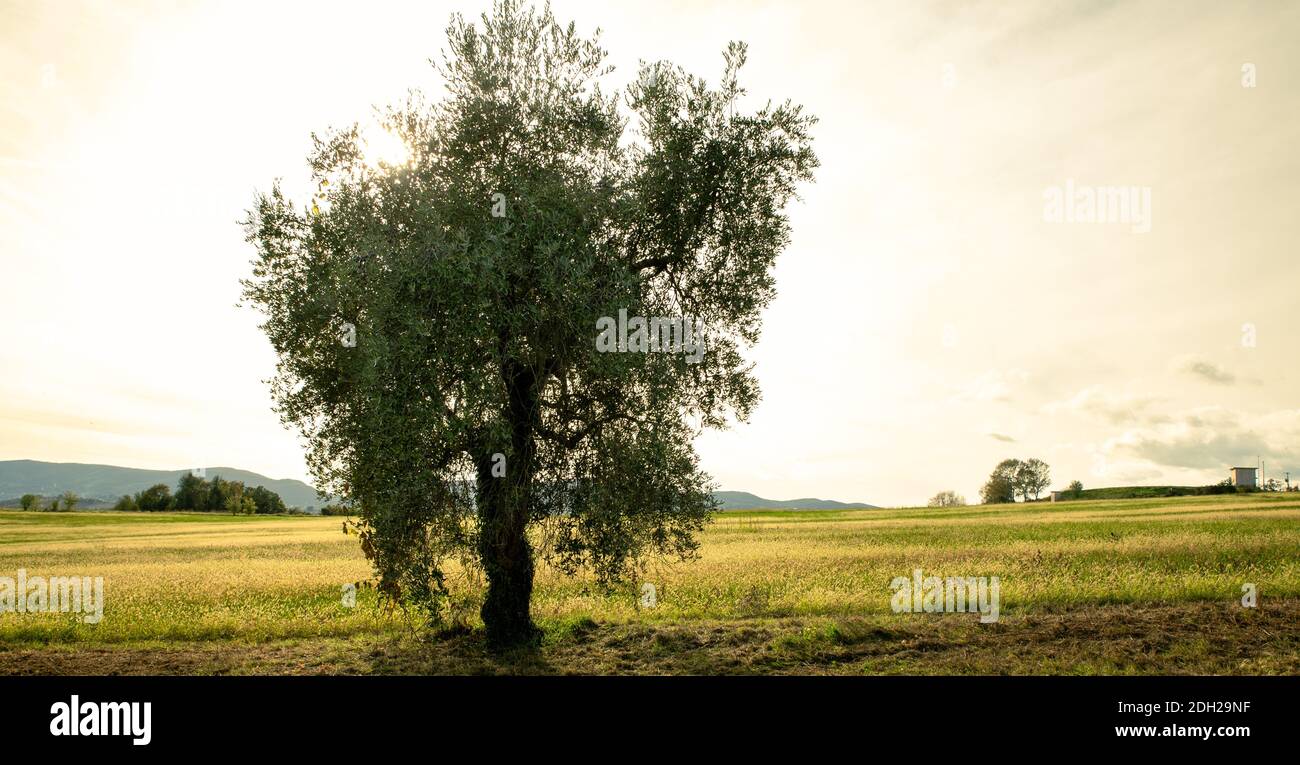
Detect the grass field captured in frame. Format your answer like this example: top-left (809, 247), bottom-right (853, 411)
top-left (1, 493), bottom-right (1298, 674)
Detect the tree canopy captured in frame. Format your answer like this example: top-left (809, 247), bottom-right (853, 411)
top-left (241, 0), bottom-right (817, 644)
top-left (981, 458), bottom-right (1051, 504)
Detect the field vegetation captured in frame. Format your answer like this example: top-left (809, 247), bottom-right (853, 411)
top-left (1, 493), bottom-right (1297, 674)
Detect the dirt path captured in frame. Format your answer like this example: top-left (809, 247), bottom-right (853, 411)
top-left (3, 599), bottom-right (1296, 675)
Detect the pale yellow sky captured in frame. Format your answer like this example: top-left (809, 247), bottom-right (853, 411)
top-left (2, 0), bottom-right (1298, 505)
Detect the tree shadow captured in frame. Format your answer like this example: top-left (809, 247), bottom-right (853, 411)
top-left (361, 624), bottom-right (559, 675)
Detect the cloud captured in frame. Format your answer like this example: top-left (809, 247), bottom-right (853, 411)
top-left (1089, 454), bottom-right (1165, 484)
top-left (1181, 358), bottom-right (1236, 386)
top-left (1043, 386), bottom-right (1163, 425)
top-left (989, 432), bottom-right (1016, 442)
top-left (1121, 431), bottom-right (1268, 470)
top-left (953, 369), bottom-right (1029, 403)
top-left (1102, 407), bottom-right (1300, 473)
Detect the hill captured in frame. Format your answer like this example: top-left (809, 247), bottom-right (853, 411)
top-left (0, 461), bottom-right (877, 513)
top-left (712, 490), bottom-right (877, 510)
top-left (1073, 485), bottom-right (1243, 500)
top-left (0, 460), bottom-right (324, 509)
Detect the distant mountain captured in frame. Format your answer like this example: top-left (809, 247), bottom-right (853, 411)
top-left (712, 491), bottom-right (877, 511)
top-left (0, 461), bottom-right (874, 514)
top-left (0, 460), bottom-right (324, 510)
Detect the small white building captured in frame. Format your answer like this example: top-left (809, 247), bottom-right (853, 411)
top-left (1050, 491), bottom-right (1063, 502)
top-left (1230, 466), bottom-right (1257, 488)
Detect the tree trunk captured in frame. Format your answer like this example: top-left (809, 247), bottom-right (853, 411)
top-left (476, 462), bottom-right (539, 647)
top-left (476, 360), bottom-right (543, 647)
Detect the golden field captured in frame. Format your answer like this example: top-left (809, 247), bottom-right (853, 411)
top-left (1, 493), bottom-right (1297, 674)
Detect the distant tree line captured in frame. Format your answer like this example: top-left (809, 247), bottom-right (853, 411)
top-left (112, 473), bottom-right (288, 514)
top-left (19, 491), bottom-right (80, 512)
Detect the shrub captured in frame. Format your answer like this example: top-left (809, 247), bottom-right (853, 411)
top-left (928, 490), bottom-right (967, 507)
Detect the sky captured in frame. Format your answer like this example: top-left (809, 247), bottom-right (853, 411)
top-left (2, 0), bottom-right (1298, 506)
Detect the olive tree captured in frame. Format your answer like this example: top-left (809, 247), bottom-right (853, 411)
top-left (242, 0), bottom-right (816, 645)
